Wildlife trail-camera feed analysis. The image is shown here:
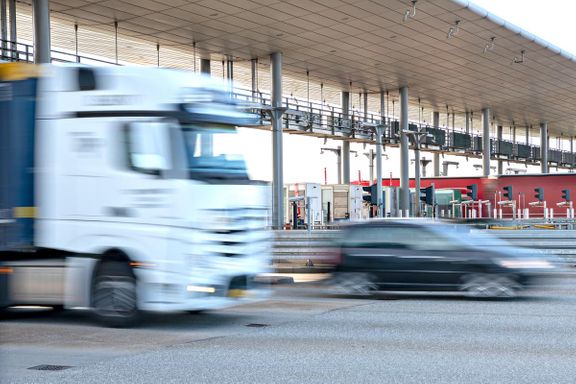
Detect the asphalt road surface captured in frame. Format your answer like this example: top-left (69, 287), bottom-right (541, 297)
top-left (2, 278), bottom-right (576, 384)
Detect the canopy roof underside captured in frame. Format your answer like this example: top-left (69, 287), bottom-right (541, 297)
top-left (22, 0), bottom-right (576, 136)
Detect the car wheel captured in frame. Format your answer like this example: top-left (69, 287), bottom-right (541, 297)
top-left (92, 261), bottom-right (140, 327)
top-left (336, 272), bottom-right (378, 295)
top-left (461, 273), bottom-right (520, 299)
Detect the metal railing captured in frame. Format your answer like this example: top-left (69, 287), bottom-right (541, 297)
top-left (2, 38), bottom-right (575, 169)
top-left (271, 227), bottom-right (576, 272)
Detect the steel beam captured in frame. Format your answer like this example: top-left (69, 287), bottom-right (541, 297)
top-left (399, 87), bottom-right (409, 216)
top-left (433, 111), bottom-right (440, 176)
top-left (341, 91), bottom-right (350, 184)
top-left (32, 0), bottom-right (51, 63)
top-left (482, 108), bottom-right (491, 176)
top-left (540, 122), bottom-right (549, 173)
top-left (271, 52), bottom-right (284, 229)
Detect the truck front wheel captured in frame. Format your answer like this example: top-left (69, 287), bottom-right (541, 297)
top-left (92, 261), bottom-right (140, 327)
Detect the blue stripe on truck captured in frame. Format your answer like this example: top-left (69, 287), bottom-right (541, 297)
top-left (0, 75), bottom-right (37, 250)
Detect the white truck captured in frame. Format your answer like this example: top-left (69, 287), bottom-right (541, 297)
top-left (0, 63), bottom-right (271, 326)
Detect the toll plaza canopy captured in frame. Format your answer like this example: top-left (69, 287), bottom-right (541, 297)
top-left (19, 0), bottom-right (576, 138)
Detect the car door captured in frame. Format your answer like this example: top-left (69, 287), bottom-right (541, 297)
top-left (340, 224), bottom-right (420, 288)
top-left (395, 226), bottom-right (473, 290)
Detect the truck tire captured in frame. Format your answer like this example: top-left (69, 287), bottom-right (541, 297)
top-left (92, 261), bottom-right (140, 327)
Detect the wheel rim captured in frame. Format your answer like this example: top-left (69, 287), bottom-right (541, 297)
top-left (93, 276), bottom-right (137, 318)
top-left (462, 274), bottom-right (518, 298)
top-left (337, 273), bottom-right (377, 295)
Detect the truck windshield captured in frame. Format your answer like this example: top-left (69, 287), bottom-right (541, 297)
top-left (182, 124), bottom-right (249, 181)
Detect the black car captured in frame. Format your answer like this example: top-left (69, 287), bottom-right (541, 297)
top-left (333, 220), bottom-right (555, 298)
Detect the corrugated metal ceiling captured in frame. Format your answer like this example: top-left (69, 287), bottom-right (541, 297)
top-left (14, 0), bottom-right (576, 137)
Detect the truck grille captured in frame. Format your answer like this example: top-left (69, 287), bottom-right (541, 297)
top-left (202, 208), bottom-right (269, 258)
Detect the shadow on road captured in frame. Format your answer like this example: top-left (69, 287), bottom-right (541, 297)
top-left (0, 307), bottom-right (256, 331)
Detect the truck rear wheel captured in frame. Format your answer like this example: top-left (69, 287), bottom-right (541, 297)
top-left (92, 261), bottom-right (140, 327)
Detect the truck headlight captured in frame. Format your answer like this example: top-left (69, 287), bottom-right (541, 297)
top-left (186, 285), bottom-right (216, 294)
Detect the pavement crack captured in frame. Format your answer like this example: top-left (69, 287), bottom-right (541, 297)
top-left (317, 301), bottom-right (379, 316)
top-left (181, 336), bottom-right (227, 345)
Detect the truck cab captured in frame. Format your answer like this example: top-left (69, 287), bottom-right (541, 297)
top-left (0, 63), bottom-right (271, 326)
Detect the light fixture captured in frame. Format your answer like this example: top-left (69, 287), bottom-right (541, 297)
top-left (483, 37), bottom-right (495, 54)
top-left (512, 50), bottom-right (526, 64)
top-left (447, 20), bottom-right (461, 39)
top-left (403, 0), bottom-right (417, 22)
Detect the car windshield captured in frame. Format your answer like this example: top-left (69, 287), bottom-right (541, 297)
top-left (182, 124), bottom-right (249, 181)
top-left (426, 224), bottom-right (541, 257)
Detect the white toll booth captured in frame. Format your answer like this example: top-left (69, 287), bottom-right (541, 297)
top-left (321, 184), bottom-right (365, 223)
top-left (284, 183), bottom-right (322, 228)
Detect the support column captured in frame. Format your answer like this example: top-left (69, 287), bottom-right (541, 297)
top-left (482, 108), bottom-right (491, 176)
top-left (250, 58), bottom-right (257, 101)
top-left (570, 136), bottom-right (576, 172)
top-left (414, 135), bottom-right (421, 217)
top-left (271, 52), bottom-right (284, 229)
top-left (465, 111), bottom-right (470, 135)
top-left (399, 87), bottom-right (409, 216)
top-left (363, 92), bottom-right (368, 122)
top-left (200, 58), bottom-right (210, 75)
top-left (1, 0), bottom-right (6, 57)
top-left (368, 149), bottom-right (374, 183)
top-left (341, 91), bottom-right (350, 184)
top-left (226, 58), bottom-right (233, 79)
top-left (482, 108), bottom-right (490, 176)
top-left (336, 146), bottom-right (342, 185)
top-left (376, 91), bottom-right (385, 217)
top-left (199, 58), bottom-right (213, 156)
top-left (33, 0), bottom-right (51, 63)
top-left (433, 111), bottom-right (440, 176)
top-left (226, 57), bottom-right (233, 93)
top-left (9, 0), bottom-right (15, 58)
top-left (540, 122), bottom-right (549, 173)
top-left (497, 125), bottom-right (503, 175)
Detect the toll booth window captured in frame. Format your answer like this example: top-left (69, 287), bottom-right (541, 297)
top-left (125, 121), bottom-right (172, 175)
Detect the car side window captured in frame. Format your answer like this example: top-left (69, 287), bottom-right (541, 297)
top-left (409, 227), bottom-right (468, 252)
top-left (343, 226), bottom-right (411, 249)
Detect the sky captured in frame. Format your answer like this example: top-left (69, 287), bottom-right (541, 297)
top-left (244, 1), bottom-right (576, 184)
top-left (470, 0), bottom-right (576, 56)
